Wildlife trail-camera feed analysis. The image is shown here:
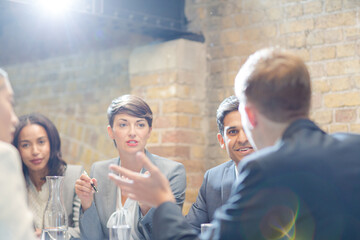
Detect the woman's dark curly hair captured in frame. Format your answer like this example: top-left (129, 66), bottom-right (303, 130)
top-left (12, 113), bottom-right (67, 177)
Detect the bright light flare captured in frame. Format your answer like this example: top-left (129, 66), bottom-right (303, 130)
top-left (36, 0), bottom-right (73, 17)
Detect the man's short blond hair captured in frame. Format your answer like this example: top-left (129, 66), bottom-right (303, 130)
top-left (235, 48), bottom-right (311, 122)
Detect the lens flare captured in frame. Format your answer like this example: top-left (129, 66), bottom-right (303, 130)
top-left (36, 0), bottom-right (73, 16)
top-left (259, 190), bottom-right (300, 240)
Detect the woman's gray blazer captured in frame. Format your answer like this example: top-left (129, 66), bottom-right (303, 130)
top-left (79, 150), bottom-right (186, 240)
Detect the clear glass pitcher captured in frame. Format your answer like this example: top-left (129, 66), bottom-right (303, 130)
top-left (42, 176), bottom-right (68, 240)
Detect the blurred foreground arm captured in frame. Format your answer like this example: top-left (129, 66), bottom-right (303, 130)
top-left (108, 151), bottom-right (175, 207)
top-left (109, 152), bottom-right (198, 240)
top-left (0, 143), bottom-right (36, 240)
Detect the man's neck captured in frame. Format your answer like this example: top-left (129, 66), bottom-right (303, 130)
top-left (255, 114), bottom-right (292, 150)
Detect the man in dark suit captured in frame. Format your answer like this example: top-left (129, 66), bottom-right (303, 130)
top-left (185, 95), bottom-right (254, 232)
top-left (109, 48), bottom-right (360, 239)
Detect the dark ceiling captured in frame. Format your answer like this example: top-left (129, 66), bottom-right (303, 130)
top-left (0, 0), bottom-right (204, 66)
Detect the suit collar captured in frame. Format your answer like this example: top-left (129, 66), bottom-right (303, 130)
top-left (108, 158), bottom-right (120, 213)
top-left (221, 161), bottom-right (236, 204)
top-left (282, 119), bottom-right (324, 140)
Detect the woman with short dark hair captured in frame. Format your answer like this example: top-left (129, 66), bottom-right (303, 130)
top-left (75, 95), bottom-right (186, 240)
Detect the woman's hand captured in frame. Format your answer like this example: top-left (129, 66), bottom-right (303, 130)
top-left (75, 174), bottom-right (98, 211)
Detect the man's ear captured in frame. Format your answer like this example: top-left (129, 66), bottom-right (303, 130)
top-left (217, 133), bottom-right (226, 150)
top-left (107, 125), bottom-right (114, 139)
top-left (244, 104), bottom-right (257, 128)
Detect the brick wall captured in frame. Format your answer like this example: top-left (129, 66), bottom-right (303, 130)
top-left (186, 0), bottom-right (360, 169)
top-left (6, 47), bottom-right (133, 171)
top-left (128, 39), bottom-right (207, 213)
top-left (6, 39), bottom-right (207, 213)
top-left (4, 0), bottom-right (360, 216)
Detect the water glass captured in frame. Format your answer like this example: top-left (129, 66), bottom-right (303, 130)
top-left (40, 229), bottom-right (69, 240)
top-left (201, 223), bottom-right (213, 235)
top-left (109, 225), bottom-right (131, 240)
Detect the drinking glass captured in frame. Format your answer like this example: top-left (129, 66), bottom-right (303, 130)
top-left (109, 225), bottom-right (131, 240)
top-left (40, 229), bottom-right (69, 240)
top-left (201, 223), bottom-right (213, 235)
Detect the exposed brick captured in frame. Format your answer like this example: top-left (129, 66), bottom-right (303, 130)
top-left (350, 124), bottom-right (360, 133)
top-left (311, 93), bottom-right (322, 109)
top-left (182, 202), bottom-right (191, 215)
top-left (241, 26), bottom-right (277, 41)
top-left (191, 145), bottom-right (205, 159)
top-left (162, 100), bottom-right (200, 114)
top-left (187, 173), bottom-right (205, 189)
top-left (185, 188), bottom-right (200, 204)
top-left (148, 131), bottom-right (159, 144)
top-left (265, 7), bottom-right (283, 21)
top-left (324, 29), bottom-right (343, 43)
top-left (233, 43), bottom-right (259, 58)
top-left (285, 4), bottom-right (303, 18)
top-left (290, 48), bottom-right (310, 62)
top-left (326, 60), bottom-right (360, 76)
top-left (343, 0), bottom-right (359, 9)
top-left (311, 46), bottom-right (336, 61)
top-left (96, 135), bottom-right (108, 152)
top-left (234, 14), bottom-right (251, 27)
top-left (244, 0), bottom-right (280, 9)
top-left (329, 77), bottom-right (351, 92)
top-left (162, 130), bottom-right (205, 144)
top-left (304, 1), bottom-right (322, 14)
top-left (354, 76), bottom-right (360, 88)
top-left (220, 30), bottom-right (241, 44)
top-left (282, 0), bottom-right (303, 2)
top-left (146, 85), bottom-right (191, 99)
top-left (313, 110), bottom-right (333, 124)
top-left (80, 148), bottom-right (93, 166)
top-left (312, 80), bottom-right (330, 93)
top-left (191, 116), bottom-right (203, 129)
top-left (222, 16), bottom-right (235, 29)
top-left (224, 58), bottom-right (242, 72)
top-left (335, 109), bottom-right (357, 122)
top-left (209, 60), bottom-right (224, 74)
top-left (130, 74), bottom-right (159, 87)
top-left (325, 0), bottom-right (342, 12)
top-left (286, 34), bottom-right (306, 48)
top-left (316, 12), bottom-right (356, 29)
top-left (306, 31), bottom-right (324, 46)
top-left (329, 124), bottom-right (349, 133)
top-left (153, 115), bottom-right (190, 128)
top-left (344, 27), bottom-right (360, 40)
top-left (280, 19), bottom-right (314, 34)
top-left (337, 44), bottom-right (356, 58)
top-left (308, 63), bottom-right (325, 78)
top-left (147, 146), bottom-right (190, 159)
top-left (324, 92), bottom-right (360, 107)
top-left (180, 159), bottom-right (205, 173)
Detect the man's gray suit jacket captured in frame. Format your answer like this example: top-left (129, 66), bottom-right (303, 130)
top-left (152, 119), bottom-right (360, 240)
top-left (185, 160), bottom-right (235, 233)
top-left (79, 150), bottom-right (186, 240)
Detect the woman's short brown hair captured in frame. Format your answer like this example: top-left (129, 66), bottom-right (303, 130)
top-left (107, 95), bottom-right (153, 127)
top-left (235, 48), bottom-right (311, 122)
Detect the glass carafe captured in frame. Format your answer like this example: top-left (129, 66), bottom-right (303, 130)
top-left (42, 176), bottom-right (68, 240)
